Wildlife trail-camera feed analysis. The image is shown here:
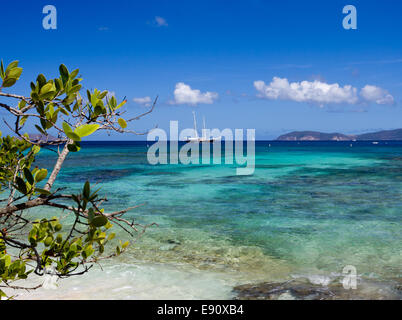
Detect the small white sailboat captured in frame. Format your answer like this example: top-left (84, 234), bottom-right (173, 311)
top-left (185, 111), bottom-right (221, 142)
top-left (372, 141), bottom-right (379, 145)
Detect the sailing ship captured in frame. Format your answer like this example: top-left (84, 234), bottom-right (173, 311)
top-left (185, 111), bottom-right (221, 142)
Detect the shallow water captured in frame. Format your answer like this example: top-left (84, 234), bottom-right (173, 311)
top-left (13, 141), bottom-right (402, 299)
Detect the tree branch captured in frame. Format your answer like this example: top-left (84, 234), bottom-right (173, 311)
top-left (44, 140), bottom-right (72, 191)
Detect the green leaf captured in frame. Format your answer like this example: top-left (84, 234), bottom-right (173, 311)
top-left (62, 121), bottom-right (72, 133)
top-left (5, 60), bottom-right (19, 74)
top-left (118, 118), bottom-right (127, 129)
top-left (70, 69), bottom-right (79, 79)
top-left (0, 60), bottom-right (5, 79)
top-left (62, 94), bottom-right (76, 105)
top-left (98, 91), bottom-right (108, 100)
top-left (58, 107), bottom-right (69, 116)
top-left (18, 100), bottom-right (27, 109)
top-left (94, 105), bottom-right (103, 116)
top-left (2, 77), bottom-right (17, 87)
top-left (63, 122), bottom-right (81, 141)
top-left (19, 115), bottom-right (28, 126)
top-left (90, 94), bottom-right (98, 107)
top-left (39, 82), bottom-right (54, 95)
top-left (55, 78), bottom-right (63, 92)
top-left (36, 74), bottom-right (46, 87)
top-left (59, 64), bottom-right (69, 78)
top-left (87, 208), bottom-right (95, 222)
top-left (40, 118), bottom-right (48, 130)
top-left (15, 176), bottom-right (27, 194)
top-left (65, 131), bottom-right (81, 141)
top-left (35, 125), bottom-right (46, 135)
top-left (83, 181), bottom-right (90, 199)
top-left (91, 215), bottom-right (108, 227)
top-left (74, 124), bottom-right (99, 137)
top-left (122, 241), bottom-right (129, 249)
top-left (109, 96), bottom-right (117, 108)
top-left (6, 67), bottom-right (22, 79)
top-left (3, 255), bottom-right (11, 267)
top-left (28, 229), bottom-right (37, 245)
top-left (32, 145), bottom-right (41, 154)
top-left (34, 188), bottom-right (51, 195)
top-left (0, 289), bottom-right (7, 299)
top-left (56, 234), bottom-right (63, 243)
top-left (31, 92), bottom-right (40, 101)
top-left (115, 99), bottom-right (127, 110)
top-left (44, 236), bottom-right (53, 247)
top-left (23, 168), bottom-right (34, 185)
top-left (34, 169), bottom-right (48, 183)
top-left (69, 84), bottom-right (82, 94)
top-left (67, 142), bottom-right (81, 152)
top-left (83, 245), bottom-right (94, 259)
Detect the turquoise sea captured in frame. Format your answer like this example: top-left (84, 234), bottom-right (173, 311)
top-left (17, 141), bottom-right (402, 299)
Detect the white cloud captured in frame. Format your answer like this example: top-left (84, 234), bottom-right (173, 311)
top-left (254, 77), bottom-right (358, 106)
top-left (254, 77), bottom-right (394, 106)
top-left (133, 96), bottom-right (152, 107)
top-left (154, 16), bottom-right (168, 27)
top-left (170, 82), bottom-right (218, 106)
top-left (360, 85), bottom-right (394, 105)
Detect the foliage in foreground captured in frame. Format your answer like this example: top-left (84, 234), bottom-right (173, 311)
top-left (0, 59), bottom-right (156, 299)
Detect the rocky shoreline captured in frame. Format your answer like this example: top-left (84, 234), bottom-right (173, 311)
top-left (233, 278), bottom-right (402, 300)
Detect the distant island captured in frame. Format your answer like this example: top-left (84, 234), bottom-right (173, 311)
top-left (27, 134), bottom-right (62, 144)
top-left (276, 129), bottom-right (402, 141)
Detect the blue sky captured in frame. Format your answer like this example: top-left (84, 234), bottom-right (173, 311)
top-left (1, 0), bottom-right (402, 139)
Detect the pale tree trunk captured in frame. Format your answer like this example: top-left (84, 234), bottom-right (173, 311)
top-left (44, 139), bottom-right (72, 192)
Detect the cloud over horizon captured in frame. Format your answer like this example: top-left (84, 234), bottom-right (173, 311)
top-left (254, 77), bottom-right (394, 106)
top-left (133, 96), bottom-right (152, 107)
top-left (360, 85), bottom-right (394, 105)
top-left (170, 82), bottom-right (218, 106)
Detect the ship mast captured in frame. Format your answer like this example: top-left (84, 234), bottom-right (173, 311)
top-left (203, 116), bottom-right (206, 139)
top-left (192, 111), bottom-right (199, 138)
